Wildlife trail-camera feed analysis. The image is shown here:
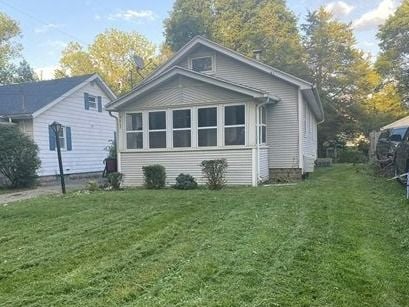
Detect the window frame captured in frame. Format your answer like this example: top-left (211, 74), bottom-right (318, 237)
top-left (258, 106), bottom-right (267, 145)
top-left (148, 110), bottom-right (167, 149)
top-left (189, 55), bottom-right (216, 74)
top-left (125, 112), bottom-right (143, 150)
top-left (197, 106), bottom-right (218, 147)
top-left (224, 104), bottom-right (246, 146)
top-left (57, 126), bottom-right (67, 150)
top-left (172, 108), bottom-right (192, 148)
top-left (88, 94), bottom-right (97, 110)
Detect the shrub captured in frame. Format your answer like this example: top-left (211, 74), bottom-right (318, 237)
top-left (107, 172), bottom-right (122, 190)
top-left (142, 165), bottom-right (166, 189)
top-left (0, 125), bottom-right (41, 188)
top-left (86, 180), bottom-right (99, 192)
top-left (201, 159), bottom-right (228, 190)
top-left (174, 173), bottom-right (198, 190)
top-left (338, 149), bottom-right (368, 164)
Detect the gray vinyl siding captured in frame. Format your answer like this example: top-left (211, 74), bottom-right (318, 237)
top-left (178, 47), bottom-right (300, 169)
top-left (259, 147), bottom-right (269, 180)
top-left (15, 119), bottom-right (34, 139)
top-left (303, 96), bottom-right (317, 172)
top-left (120, 148), bottom-right (253, 186)
top-left (121, 76), bottom-right (249, 111)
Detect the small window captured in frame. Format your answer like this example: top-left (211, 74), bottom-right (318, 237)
top-left (173, 109), bottom-right (191, 147)
top-left (225, 105), bottom-right (245, 146)
top-left (149, 111), bottom-right (166, 148)
top-left (88, 95), bottom-right (97, 109)
top-left (58, 126), bottom-right (66, 149)
top-left (198, 107), bottom-right (217, 147)
top-left (126, 113), bottom-right (143, 149)
top-left (191, 56), bottom-right (213, 73)
top-left (258, 106), bottom-right (267, 144)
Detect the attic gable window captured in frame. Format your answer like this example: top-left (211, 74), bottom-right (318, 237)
top-left (190, 56), bottom-right (214, 73)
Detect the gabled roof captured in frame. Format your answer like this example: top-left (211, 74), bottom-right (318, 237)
top-left (0, 74), bottom-right (116, 119)
top-left (381, 115), bottom-right (409, 130)
top-left (106, 66), bottom-right (280, 111)
top-left (143, 36), bottom-right (314, 89)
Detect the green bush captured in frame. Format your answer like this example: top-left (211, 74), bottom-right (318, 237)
top-left (338, 149), bottom-right (368, 164)
top-left (142, 165), bottom-right (166, 189)
top-left (107, 172), bottom-right (122, 190)
top-left (174, 173), bottom-right (198, 190)
top-left (201, 159), bottom-right (228, 190)
top-left (86, 180), bottom-right (99, 192)
top-left (0, 125), bottom-right (41, 188)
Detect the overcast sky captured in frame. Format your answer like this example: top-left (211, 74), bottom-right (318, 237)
top-left (0, 0), bottom-right (402, 79)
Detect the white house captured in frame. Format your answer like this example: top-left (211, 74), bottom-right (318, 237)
top-left (0, 74), bottom-right (116, 180)
top-left (106, 36), bottom-right (324, 186)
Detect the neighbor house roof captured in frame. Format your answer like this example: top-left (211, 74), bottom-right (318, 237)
top-left (0, 74), bottom-right (116, 119)
top-left (106, 66), bottom-right (281, 111)
top-left (381, 115), bottom-right (409, 130)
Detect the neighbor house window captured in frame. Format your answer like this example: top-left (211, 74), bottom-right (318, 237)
top-left (225, 105), bottom-right (245, 145)
top-left (191, 56), bottom-right (214, 73)
top-left (58, 126), bottom-right (66, 149)
top-left (88, 95), bottom-right (97, 109)
top-left (198, 107), bottom-right (217, 147)
top-left (258, 106), bottom-right (267, 144)
top-left (173, 109), bottom-right (191, 147)
top-left (149, 111), bottom-right (166, 148)
top-left (126, 113), bottom-right (143, 149)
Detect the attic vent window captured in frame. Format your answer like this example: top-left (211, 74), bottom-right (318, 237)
top-left (190, 56), bottom-right (214, 73)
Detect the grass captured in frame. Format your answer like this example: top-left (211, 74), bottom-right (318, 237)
top-left (1, 165), bottom-right (409, 306)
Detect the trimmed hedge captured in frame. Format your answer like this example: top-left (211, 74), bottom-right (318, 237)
top-left (174, 173), bottom-right (198, 190)
top-left (142, 165), bottom-right (166, 189)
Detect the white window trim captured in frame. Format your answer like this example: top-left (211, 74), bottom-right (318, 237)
top-left (258, 106), bottom-right (267, 145)
top-left (197, 106), bottom-right (218, 147)
top-left (189, 54), bottom-right (216, 74)
top-left (58, 126), bottom-right (67, 151)
top-left (172, 108), bottom-right (192, 148)
top-left (148, 110), bottom-right (167, 149)
top-left (125, 112), bottom-right (143, 150)
top-left (224, 103), bottom-right (246, 146)
top-left (88, 94), bottom-right (97, 110)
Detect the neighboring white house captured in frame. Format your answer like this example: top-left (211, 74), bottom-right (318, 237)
top-left (0, 74), bottom-right (116, 178)
top-left (106, 36), bottom-right (324, 186)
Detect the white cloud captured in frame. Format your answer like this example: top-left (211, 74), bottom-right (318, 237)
top-left (34, 65), bottom-right (58, 80)
top-left (325, 1), bottom-right (355, 18)
top-left (352, 0), bottom-right (399, 31)
top-left (108, 9), bottom-right (156, 22)
top-left (34, 23), bottom-right (63, 34)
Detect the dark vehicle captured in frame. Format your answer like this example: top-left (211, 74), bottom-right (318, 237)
top-left (393, 127), bottom-right (409, 184)
top-left (376, 126), bottom-right (409, 160)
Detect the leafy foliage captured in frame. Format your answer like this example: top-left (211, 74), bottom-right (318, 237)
top-left (142, 165), bottom-right (166, 189)
top-left (0, 12), bottom-right (21, 67)
top-left (0, 125), bottom-right (40, 188)
top-left (174, 173), bottom-right (198, 190)
top-left (201, 159), bottom-right (228, 190)
top-left (164, 0), bottom-right (309, 78)
top-left (0, 60), bottom-right (37, 85)
top-left (107, 172), bottom-right (123, 190)
top-left (376, 0), bottom-right (409, 104)
top-left (56, 29), bottom-right (157, 95)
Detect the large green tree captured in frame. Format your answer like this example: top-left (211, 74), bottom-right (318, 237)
top-left (56, 29), bottom-right (157, 95)
top-left (302, 8), bottom-right (381, 149)
top-left (164, 0), bottom-right (309, 78)
top-left (376, 0), bottom-right (409, 104)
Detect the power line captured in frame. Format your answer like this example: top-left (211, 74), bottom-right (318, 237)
top-left (0, 0), bottom-right (87, 45)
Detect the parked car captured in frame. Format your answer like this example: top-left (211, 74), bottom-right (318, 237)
top-left (393, 127), bottom-right (409, 184)
top-left (376, 126), bottom-right (409, 160)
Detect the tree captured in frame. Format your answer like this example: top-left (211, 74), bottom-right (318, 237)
top-left (302, 8), bottom-right (377, 149)
top-left (164, 0), bottom-right (309, 78)
top-left (0, 12), bottom-right (21, 67)
top-left (376, 0), bottom-right (409, 104)
top-left (56, 29), bottom-right (157, 95)
top-left (0, 125), bottom-right (41, 188)
top-left (0, 60), bottom-right (38, 84)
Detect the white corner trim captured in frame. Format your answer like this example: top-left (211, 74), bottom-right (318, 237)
top-left (298, 88), bottom-right (304, 172)
top-left (251, 148), bottom-right (257, 187)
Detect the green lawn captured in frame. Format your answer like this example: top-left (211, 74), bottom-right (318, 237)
top-left (1, 165), bottom-right (409, 306)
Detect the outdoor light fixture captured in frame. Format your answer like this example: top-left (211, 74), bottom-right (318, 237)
top-left (50, 121), bottom-right (66, 194)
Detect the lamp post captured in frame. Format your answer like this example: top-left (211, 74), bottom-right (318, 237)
top-left (50, 121), bottom-right (66, 194)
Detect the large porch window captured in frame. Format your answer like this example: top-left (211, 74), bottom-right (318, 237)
top-left (198, 107), bottom-right (217, 147)
top-left (224, 105), bottom-right (245, 145)
top-left (258, 106), bottom-right (267, 144)
top-left (149, 111), bottom-right (166, 148)
top-left (126, 113), bottom-right (143, 149)
top-left (173, 109), bottom-right (191, 147)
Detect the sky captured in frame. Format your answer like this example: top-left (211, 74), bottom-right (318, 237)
top-left (0, 0), bottom-right (402, 79)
